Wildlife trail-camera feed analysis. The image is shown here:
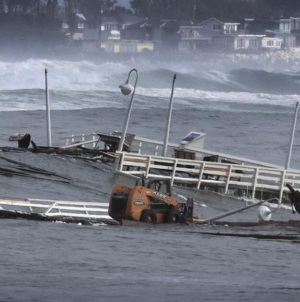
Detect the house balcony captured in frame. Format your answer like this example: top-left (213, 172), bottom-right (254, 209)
top-left (181, 36), bottom-right (211, 41)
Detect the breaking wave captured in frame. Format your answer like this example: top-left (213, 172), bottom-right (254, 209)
top-left (1, 49), bottom-right (300, 111)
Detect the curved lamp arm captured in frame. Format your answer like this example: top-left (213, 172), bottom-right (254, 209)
top-left (118, 69), bottom-right (138, 152)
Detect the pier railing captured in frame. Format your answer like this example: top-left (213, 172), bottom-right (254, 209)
top-left (60, 133), bottom-right (174, 155)
top-left (60, 133), bottom-right (99, 149)
top-left (59, 133), bottom-right (300, 201)
top-left (116, 152), bottom-right (300, 201)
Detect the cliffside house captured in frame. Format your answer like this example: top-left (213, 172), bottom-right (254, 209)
top-left (61, 13), bottom-right (86, 46)
top-left (83, 13), bottom-right (146, 53)
top-left (179, 17), bottom-right (283, 52)
top-left (108, 19), bottom-right (180, 54)
top-left (240, 17), bottom-right (299, 48)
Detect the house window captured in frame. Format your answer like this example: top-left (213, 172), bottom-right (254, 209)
top-left (62, 23), bottom-right (68, 29)
top-left (237, 39), bottom-right (245, 48)
top-left (267, 40), bottom-right (274, 46)
top-left (276, 41), bottom-right (281, 47)
top-left (105, 44), bottom-right (114, 53)
top-left (213, 23), bottom-right (221, 30)
top-left (249, 39), bottom-right (257, 47)
top-left (120, 44), bottom-right (137, 53)
top-left (78, 23), bottom-right (84, 29)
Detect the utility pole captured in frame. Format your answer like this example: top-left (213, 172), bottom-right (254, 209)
top-left (99, 0), bottom-right (103, 49)
top-left (193, 0), bottom-right (196, 24)
top-left (285, 102), bottom-right (299, 170)
top-left (36, 0), bottom-right (40, 14)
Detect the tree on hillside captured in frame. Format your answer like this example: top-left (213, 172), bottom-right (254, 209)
top-left (264, 0), bottom-right (300, 18)
top-left (0, 0), bottom-right (5, 13)
top-left (111, 5), bottom-right (133, 15)
top-left (129, 0), bottom-right (300, 22)
top-left (129, 0), bottom-right (154, 18)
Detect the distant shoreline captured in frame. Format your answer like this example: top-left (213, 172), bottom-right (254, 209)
top-left (1, 48), bottom-right (300, 68)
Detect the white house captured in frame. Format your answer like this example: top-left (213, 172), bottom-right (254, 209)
top-left (83, 14), bottom-right (145, 53)
top-left (179, 25), bottom-right (211, 51)
top-left (197, 18), bottom-right (240, 35)
top-left (61, 13), bottom-right (86, 41)
top-left (234, 35), bottom-right (264, 50)
top-left (261, 37), bottom-right (282, 49)
top-left (179, 18), bottom-right (241, 52)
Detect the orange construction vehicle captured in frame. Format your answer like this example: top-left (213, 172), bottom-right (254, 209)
top-left (108, 177), bottom-right (194, 225)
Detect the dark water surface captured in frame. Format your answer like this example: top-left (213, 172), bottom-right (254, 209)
top-left (1, 219), bottom-right (299, 302)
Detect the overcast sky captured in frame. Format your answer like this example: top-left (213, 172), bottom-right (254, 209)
top-left (117, 0), bottom-right (131, 8)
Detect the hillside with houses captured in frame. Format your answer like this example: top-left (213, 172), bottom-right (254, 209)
top-left (81, 15), bottom-right (300, 54)
top-left (0, 0), bottom-right (300, 59)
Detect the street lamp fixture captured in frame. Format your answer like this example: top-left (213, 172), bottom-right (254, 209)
top-left (119, 79), bottom-right (134, 95)
top-left (117, 68), bottom-right (138, 152)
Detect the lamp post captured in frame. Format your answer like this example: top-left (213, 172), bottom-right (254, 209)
top-left (117, 68), bottom-right (138, 152)
top-left (285, 101), bottom-right (299, 170)
top-left (45, 68), bottom-right (52, 147)
top-left (162, 74), bottom-right (176, 157)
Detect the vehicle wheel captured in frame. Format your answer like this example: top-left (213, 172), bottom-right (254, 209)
top-left (141, 210), bottom-right (157, 224)
top-left (166, 210), bottom-right (181, 224)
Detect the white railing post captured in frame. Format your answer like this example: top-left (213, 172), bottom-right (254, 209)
top-left (71, 135), bottom-right (75, 144)
top-left (45, 202), bottom-right (57, 215)
top-left (279, 170), bottom-right (286, 202)
top-left (92, 133), bottom-right (96, 148)
top-left (83, 205), bottom-right (88, 215)
top-left (252, 167), bottom-right (259, 199)
top-left (197, 162), bottom-right (205, 189)
top-left (145, 156), bottom-right (152, 177)
top-left (170, 159), bottom-right (178, 186)
top-left (138, 142), bottom-right (142, 154)
top-left (225, 164), bottom-right (233, 194)
top-left (118, 153), bottom-right (125, 172)
top-left (81, 134), bottom-right (85, 148)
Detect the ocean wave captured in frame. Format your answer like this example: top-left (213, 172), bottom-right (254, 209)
top-left (0, 50), bottom-right (300, 94)
top-left (0, 88), bottom-right (298, 112)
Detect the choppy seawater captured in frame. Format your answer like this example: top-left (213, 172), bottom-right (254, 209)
top-left (1, 219), bottom-right (300, 302)
top-left (1, 52), bottom-right (300, 301)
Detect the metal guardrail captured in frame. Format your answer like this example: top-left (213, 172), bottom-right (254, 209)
top-left (60, 133), bottom-right (99, 149)
top-left (116, 153), bottom-right (300, 201)
top-left (59, 133), bottom-right (285, 168)
top-left (60, 133), bottom-right (174, 156)
top-left (0, 198), bottom-right (111, 220)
